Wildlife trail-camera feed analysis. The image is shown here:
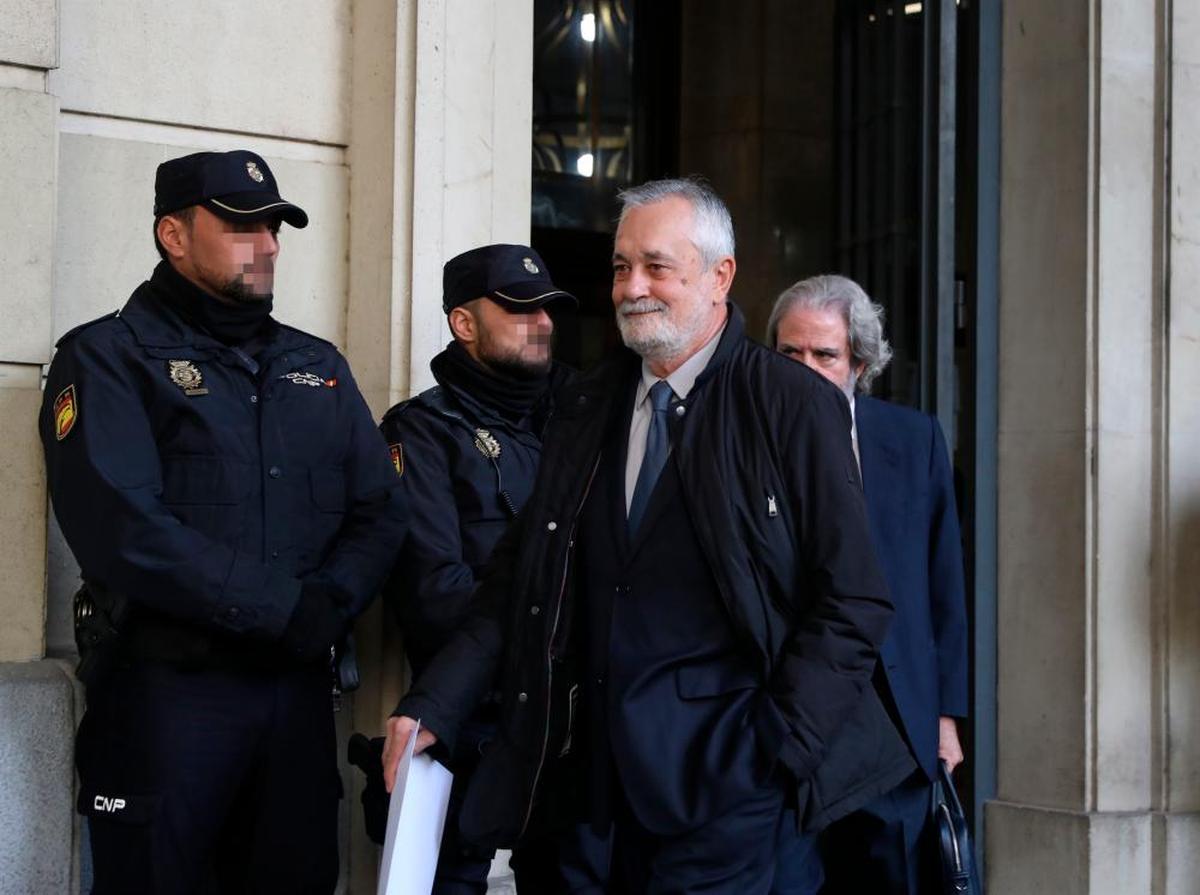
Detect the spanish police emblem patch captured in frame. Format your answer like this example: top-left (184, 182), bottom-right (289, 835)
top-left (168, 360), bottom-right (208, 396)
top-left (246, 161), bottom-right (265, 183)
top-left (54, 385), bottom-right (77, 441)
top-left (522, 257), bottom-right (540, 275)
top-left (473, 429), bottom-right (501, 459)
top-left (389, 443), bottom-right (403, 477)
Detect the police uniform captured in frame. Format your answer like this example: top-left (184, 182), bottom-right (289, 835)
top-left (380, 377), bottom-right (559, 673)
top-left (380, 245), bottom-right (606, 893)
top-left (40, 151), bottom-right (406, 894)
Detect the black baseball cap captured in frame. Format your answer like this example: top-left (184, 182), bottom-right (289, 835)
top-left (443, 244), bottom-right (576, 313)
top-left (153, 150), bottom-right (308, 229)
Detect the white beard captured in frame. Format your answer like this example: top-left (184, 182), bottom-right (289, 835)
top-left (616, 297), bottom-right (709, 362)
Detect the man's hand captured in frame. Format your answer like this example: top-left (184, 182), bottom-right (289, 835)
top-left (938, 715), bottom-right (964, 773)
top-left (382, 715), bottom-right (439, 792)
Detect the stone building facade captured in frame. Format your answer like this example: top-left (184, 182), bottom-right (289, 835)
top-left (0, 1), bottom-right (1197, 892)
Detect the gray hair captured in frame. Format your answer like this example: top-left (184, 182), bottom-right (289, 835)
top-left (616, 177), bottom-right (735, 270)
top-left (766, 274), bottom-right (893, 393)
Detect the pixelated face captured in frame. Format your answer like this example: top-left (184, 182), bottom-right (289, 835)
top-left (178, 206), bottom-right (280, 302)
top-left (611, 196), bottom-right (730, 365)
top-left (472, 297), bottom-right (555, 378)
top-left (774, 305), bottom-right (864, 398)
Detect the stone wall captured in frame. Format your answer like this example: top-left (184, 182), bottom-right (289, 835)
top-left (0, 1), bottom-right (533, 891)
top-left (989, 1), bottom-right (1200, 891)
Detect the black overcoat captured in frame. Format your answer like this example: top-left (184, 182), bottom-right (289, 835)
top-left (397, 305), bottom-right (914, 846)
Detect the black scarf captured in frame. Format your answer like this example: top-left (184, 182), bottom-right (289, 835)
top-left (431, 340), bottom-right (551, 424)
top-left (150, 261), bottom-right (275, 346)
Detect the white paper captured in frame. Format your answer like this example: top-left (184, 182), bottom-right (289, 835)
top-left (376, 721), bottom-right (455, 895)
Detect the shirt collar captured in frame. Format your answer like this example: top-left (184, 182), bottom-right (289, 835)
top-left (635, 319), bottom-right (728, 408)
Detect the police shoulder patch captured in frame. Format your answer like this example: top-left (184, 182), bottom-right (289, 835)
top-left (54, 385), bottom-right (78, 441)
top-left (389, 443), bottom-right (403, 477)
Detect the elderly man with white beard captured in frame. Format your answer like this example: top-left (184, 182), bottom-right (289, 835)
top-left (382, 178), bottom-right (914, 894)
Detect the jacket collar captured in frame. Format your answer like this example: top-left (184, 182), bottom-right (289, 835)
top-left (693, 301), bottom-right (745, 387)
top-left (853, 395), bottom-right (902, 493)
top-left (119, 279), bottom-right (311, 354)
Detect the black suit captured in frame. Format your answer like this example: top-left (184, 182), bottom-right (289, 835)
top-left (581, 382), bottom-right (771, 813)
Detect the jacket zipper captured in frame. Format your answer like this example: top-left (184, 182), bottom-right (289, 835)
top-left (518, 451), bottom-right (602, 837)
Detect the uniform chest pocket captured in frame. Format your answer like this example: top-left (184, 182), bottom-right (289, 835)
top-left (310, 468), bottom-right (346, 512)
top-left (160, 456), bottom-right (252, 505)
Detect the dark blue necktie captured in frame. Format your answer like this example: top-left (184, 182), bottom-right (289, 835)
top-left (628, 380), bottom-right (675, 533)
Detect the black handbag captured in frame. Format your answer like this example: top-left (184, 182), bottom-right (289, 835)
top-left (930, 760), bottom-right (981, 895)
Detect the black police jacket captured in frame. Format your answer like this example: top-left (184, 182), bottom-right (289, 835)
top-left (396, 305), bottom-right (914, 846)
top-left (40, 278), bottom-right (406, 654)
top-left (378, 360), bottom-right (571, 675)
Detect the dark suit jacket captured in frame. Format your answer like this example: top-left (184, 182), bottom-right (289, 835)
top-left (855, 396), bottom-right (969, 779)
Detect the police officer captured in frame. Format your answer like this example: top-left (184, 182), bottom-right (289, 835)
top-left (381, 244), bottom-right (603, 893)
top-left (40, 149), bottom-right (406, 894)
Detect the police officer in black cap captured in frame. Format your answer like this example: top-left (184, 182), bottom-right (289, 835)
top-left (380, 244), bottom-right (607, 892)
top-left (40, 149), bottom-right (407, 894)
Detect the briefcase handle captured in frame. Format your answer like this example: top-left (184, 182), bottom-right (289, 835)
top-left (931, 759), bottom-right (980, 895)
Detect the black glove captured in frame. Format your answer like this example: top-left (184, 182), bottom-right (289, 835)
top-left (281, 580), bottom-right (351, 663)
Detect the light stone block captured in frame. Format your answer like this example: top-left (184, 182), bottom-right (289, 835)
top-left (996, 430), bottom-right (1087, 809)
top-left (0, 0), bottom-right (58, 69)
top-left (0, 382), bottom-right (47, 663)
top-left (344, 0), bottom-right (403, 418)
top-left (406, 0), bottom-right (532, 398)
top-left (1090, 0), bottom-right (1159, 814)
top-left (442, 0), bottom-right (501, 255)
top-left (55, 133), bottom-right (348, 348)
top-left (1089, 811), bottom-right (1152, 893)
top-left (1094, 427), bottom-right (1155, 810)
top-left (0, 87), bottom-right (56, 365)
top-left (45, 509), bottom-right (79, 660)
top-left (0, 661), bottom-right (78, 895)
top-left (1000, 3), bottom-right (1089, 436)
top-left (49, 0), bottom-right (350, 145)
top-left (485, 0), bottom-right (532, 244)
top-left (0, 62), bottom-right (47, 91)
top-left (1168, 0), bottom-right (1200, 813)
top-left (986, 801), bottom-right (1090, 895)
top-left (986, 802), bottom-right (1153, 895)
top-left (1164, 813), bottom-right (1200, 895)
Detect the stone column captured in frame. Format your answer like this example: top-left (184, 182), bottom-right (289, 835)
top-left (0, 3), bottom-right (80, 893)
top-left (1162, 3), bottom-right (1200, 891)
top-left (344, 1), bottom-right (532, 891)
top-left (989, 1), bottom-right (1199, 891)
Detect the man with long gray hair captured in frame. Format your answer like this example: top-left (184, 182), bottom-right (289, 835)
top-left (383, 179), bottom-right (913, 893)
top-left (767, 274), bottom-right (969, 895)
